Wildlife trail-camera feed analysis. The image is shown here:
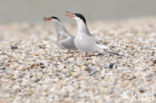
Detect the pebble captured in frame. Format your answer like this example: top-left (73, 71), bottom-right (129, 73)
top-left (153, 59), bottom-right (156, 64)
top-left (139, 87), bottom-right (146, 93)
top-left (40, 63), bottom-right (45, 69)
top-left (122, 72), bottom-right (136, 80)
top-left (11, 46), bottom-right (18, 50)
top-left (109, 63), bottom-right (115, 69)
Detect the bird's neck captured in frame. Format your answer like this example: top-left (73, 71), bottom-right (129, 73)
top-left (53, 21), bottom-right (67, 34)
top-left (53, 21), bottom-right (62, 30)
top-left (77, 21), bottom-right (90, 36)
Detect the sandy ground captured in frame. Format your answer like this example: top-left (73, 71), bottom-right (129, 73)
top-left (0, 18), bottom-right (156, 103)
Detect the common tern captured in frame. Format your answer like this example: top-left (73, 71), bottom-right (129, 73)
top-left (65, 11), bottom-right (120, 56)
top-left (43, 16), bottom-right (77, 52)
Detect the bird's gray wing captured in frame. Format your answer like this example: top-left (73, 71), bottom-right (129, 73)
top-left (56, 24), bottom-right (73, 41)
top-left (60, 36), bottom-right (77, 50)
top-left (57, 24), bottom-right (71, 37)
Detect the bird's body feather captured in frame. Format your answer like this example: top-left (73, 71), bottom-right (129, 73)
top-left (60, 35), bottom-right (77, 50)
top-left (74, 17), bottom-right (106, 53)
top-left (53, 20), bottom-right (77, 50)
top-left (75, 31), bottom-right (104, 53)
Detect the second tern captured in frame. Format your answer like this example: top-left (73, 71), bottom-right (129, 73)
top-left (43, 16), bottom-right (77, 51)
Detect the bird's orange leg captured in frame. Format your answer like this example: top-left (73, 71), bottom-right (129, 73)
top-left (66, 49), bottom-right (71, 54)
top-left (81, 52), bottom-right (88, 58)
top-left (85, 52), bottom-right (88, 56)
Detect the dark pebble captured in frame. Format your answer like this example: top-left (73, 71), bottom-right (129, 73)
top-left (2, 67), bottom-right (6, 70)
top-left (40, 63), bottom-right (45, 69)
top-left (11, 46), bottom-right (18, 50)
top-left (109, 63), bottom-right (115, 69)
top-left (101, 76), bottom-right (105, 79)
top-left (0, 67), bottom-right (6, 73)
top-left (90, 70), bottom-right (98, 76)
top-left (85, 67), bottom-right (91, 72)
top-left (40, 63), bottom-right (44, 65)
top-left (153, 59), bottom-right (156, 64)
top-left (34, 78), bottom-right (40, 82)
top-left (139, 88), bottom-right (146, 93)
top-left (19, 73), bottom-right (25, 78)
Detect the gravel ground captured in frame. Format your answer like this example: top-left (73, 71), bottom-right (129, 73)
top-left (0, 17), bottom-right (156, 103)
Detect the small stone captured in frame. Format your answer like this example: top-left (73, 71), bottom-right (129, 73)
top-left (153, 59), bottom-right (156, 64)
top-left (122, 72), bottom-right (136, 80)
top-left (40, 63), bottom-right (45, 69)
top-left (30, 64), bottom-right (35, 68)
top-left (19, 73), bottom-right (25, 78)
top-left (21, 67), bottom-right (27, 71)
top-left (85, 67), bottom-right (91, 72)
top-left (34, 78), bottom-right (40, 83)
top-left (139, 87), bottom-right (146, 93)
top-left (101, 76), bottom-right (105, 79)
top-left (35, 54), bottom-right (39, 56)
top-left (39, 45), bottom-right (46, 49)
top-left (109, 63), bottom-right (115, 69)
top-left (40, 63), bottom-right (44, 65)
top-left (5, 64), bottom-right (10, 67)
top-left (11, 46), bottom-right (18, 50)
top-left (0, 67), bottom-right (6, 73)
top-left (146, 73), bottom-right (156, 81)
top-left (1, 67), bottom-right (6, 70)
top-left (90, 69), bottom-right (98, 76)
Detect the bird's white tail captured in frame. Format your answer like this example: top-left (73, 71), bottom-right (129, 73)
top-left (98, 44), bottom-right (121, 56)
top-left (91, 24), bottom-right (104, 35)
top-left (98, 44), bottom-right (109, 50)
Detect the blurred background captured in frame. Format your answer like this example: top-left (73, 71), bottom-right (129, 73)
top-left (0, 0), bottom-right (156, 23)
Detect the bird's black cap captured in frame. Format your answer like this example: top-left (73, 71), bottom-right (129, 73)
top-left (50, 16), bottom-right (60, 21)
top-left (74, 13), bottom-right (86, 24)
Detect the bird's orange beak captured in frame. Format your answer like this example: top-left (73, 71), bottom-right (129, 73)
top-left (43, 17), bottom-right (52, 21)
top-left (65, 11), bottom-right (75, 18)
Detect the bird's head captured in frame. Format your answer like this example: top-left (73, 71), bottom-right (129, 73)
top-left (43, 16), bottom-right (60, 22)
top-left (65, 11), bottom-right (86, 25)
